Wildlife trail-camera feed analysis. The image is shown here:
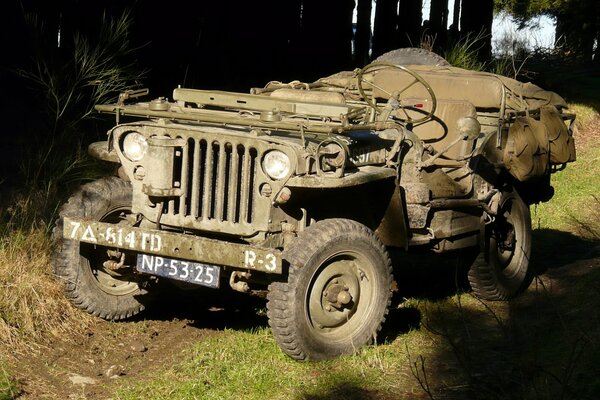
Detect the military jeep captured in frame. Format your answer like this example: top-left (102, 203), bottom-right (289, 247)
top-left (53, 51), bottom-right (576, 361)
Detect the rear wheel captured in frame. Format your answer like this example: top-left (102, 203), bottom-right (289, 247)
top-left (52, 177), bottom-right (153, 320)
top-left (468, 192), bottom-right (533, 300)
top-left (267, 219), bottom-right (393, 361)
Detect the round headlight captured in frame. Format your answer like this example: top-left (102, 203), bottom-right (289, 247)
top-left (122, 132), bottom-right (148, 162)
top-left (262, 150), bottom-right (291, 180)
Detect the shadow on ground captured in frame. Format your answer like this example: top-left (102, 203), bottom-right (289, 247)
top-left (133, 287), bottom-right (269, 331)
top-left (131, 229), bottom-right (600, 347)
top-left (532, 228), bottom-right (600, 273)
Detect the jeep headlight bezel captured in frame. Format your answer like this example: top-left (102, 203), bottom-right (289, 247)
top-left (262, 150), bottom-right (291, 180)
top-left (121, 132), bottom-right (148, 162)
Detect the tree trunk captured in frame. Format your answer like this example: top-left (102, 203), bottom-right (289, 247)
top-left (397, 0), bottom-right (422, 48)
top-left (448, 0), bottom-right (460, 43)
top-left (428, 0), bottom-right (448, 50)
top-left (555, 6), bottom-right (598, 63)
top-left (594, 31), bottom-right (600, 64)
top-left (372, 0), bottom-right (399, 58)
top-left (355, 0), bottom-right (372, 65)
top-left (555, 11), bottom-right (582, 59)
top-left (460, 0), bottom-right (493, 60)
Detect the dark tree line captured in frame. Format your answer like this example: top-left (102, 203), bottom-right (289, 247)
top-left (2, 0), bottom-right (596, 96)
top-left (370, 0), bottom-right (495, 61)
top-left (4, 0), bottom-right (356, 94)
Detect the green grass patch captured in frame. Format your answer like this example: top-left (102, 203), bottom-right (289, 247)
top-left (569, 103), bottom-right (600, 128)
top-left (533, 140), bottom-right (600, 232)
top-left (0, 364), bottom-right (18, 400)
top-left (114, 327), bottom-right (439, 399)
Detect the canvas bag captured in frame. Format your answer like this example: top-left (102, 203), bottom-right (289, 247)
top-left (503, 116), bottom-right (550, 181)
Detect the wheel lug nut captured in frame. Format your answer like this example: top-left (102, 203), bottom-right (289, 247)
top-left (337, 290), bottom-right (352, 305)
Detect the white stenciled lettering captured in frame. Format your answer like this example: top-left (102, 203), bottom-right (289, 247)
top-left (141, 233), bottom-right (150, 251)
top-left (244, 250), bottom-right (257, 268)
top-left (81, 225), bottom-right (97, 243)
top-left (69, 221), bottom-right (81, 239)
top-left (264, 254), bottom-right (277, 272)
top-left (350, 148), bottom-right (370, 164)
top-left (151, 234), bottom-right (162, 251)
top-left (125, 231), bottom-right (135, 248)
top-left (105, 227), bottom-right (116, 244)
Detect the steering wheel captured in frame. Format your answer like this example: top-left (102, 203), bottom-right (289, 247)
top-left (356, 62), bottom-right (437, 124)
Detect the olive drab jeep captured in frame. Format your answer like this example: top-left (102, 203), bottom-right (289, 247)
top-left (52, 49), bottom-right (576, 361)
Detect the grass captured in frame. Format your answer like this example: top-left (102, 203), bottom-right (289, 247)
top-left (533, 104), bottom-right (600, 232)
top-left (443, 32), bottom-right (487, 71)
top-left (0, 364), bottom-right (18, 400)
top-left (0, 227), bottom-right (91, 354)
top-left (113, 327), bottom-right (441, 400)
top-left (7, 10), bottom-right (144, 228)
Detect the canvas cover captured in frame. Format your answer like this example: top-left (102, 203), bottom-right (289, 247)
top-left (317, 65), bottom-right (567, 111)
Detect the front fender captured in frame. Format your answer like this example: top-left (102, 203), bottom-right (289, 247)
top-left (286, 165), bottom-right (395, 188)
top-left (88, 141), bottom-right (119, 163)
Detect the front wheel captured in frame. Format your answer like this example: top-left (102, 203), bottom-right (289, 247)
top-left (52, 177), bottom-right (153, 320)
top-left (267, 219), bottom-right (393, 361)
top-left (468, 191), bottom-right (533, 300)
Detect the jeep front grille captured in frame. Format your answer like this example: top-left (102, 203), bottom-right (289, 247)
top-left (161, 137), bottom-right (261, 235)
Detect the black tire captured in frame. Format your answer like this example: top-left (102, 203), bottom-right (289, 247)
top-left (52, 177), bottom-right (152, 320)
top-left (468, 192), bottom-right (533, 300)
top-left (267, 219), bottom-right (393, 361)
top-left (374, 47), bottom-right (450, 66)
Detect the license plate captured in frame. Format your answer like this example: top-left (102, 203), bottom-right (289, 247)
top-left (136, 254), bottom-right (220, 288)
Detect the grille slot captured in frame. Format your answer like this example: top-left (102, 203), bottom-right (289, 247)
top-left (165, 137), bottom-right (259, 227)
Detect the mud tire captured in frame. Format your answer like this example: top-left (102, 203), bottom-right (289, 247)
top-left (375, 47), bottom-right (450, 66)
top-left (267, 219), bottom-right (393, 361)
top-left (52, 177), bottom-right (152, 320)
top-left (468, 192), bottom-right (533, 300)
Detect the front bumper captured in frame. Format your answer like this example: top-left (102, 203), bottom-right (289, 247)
top-left (63, 217), bottom-right (283, 274)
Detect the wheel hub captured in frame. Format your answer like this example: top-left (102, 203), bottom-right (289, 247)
top-left (308, 259), bottom-right (362, 329)
top-left (323, 281), bottom-right (353, 310)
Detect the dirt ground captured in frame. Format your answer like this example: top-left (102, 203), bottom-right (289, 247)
top-left (11, 290), bottom-right (269, 399)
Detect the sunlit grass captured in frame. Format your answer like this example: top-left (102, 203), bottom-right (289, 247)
top-left (113, 326), bottom-right (446, 400)
top-left (533, 105), bottom-right (600, 232)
